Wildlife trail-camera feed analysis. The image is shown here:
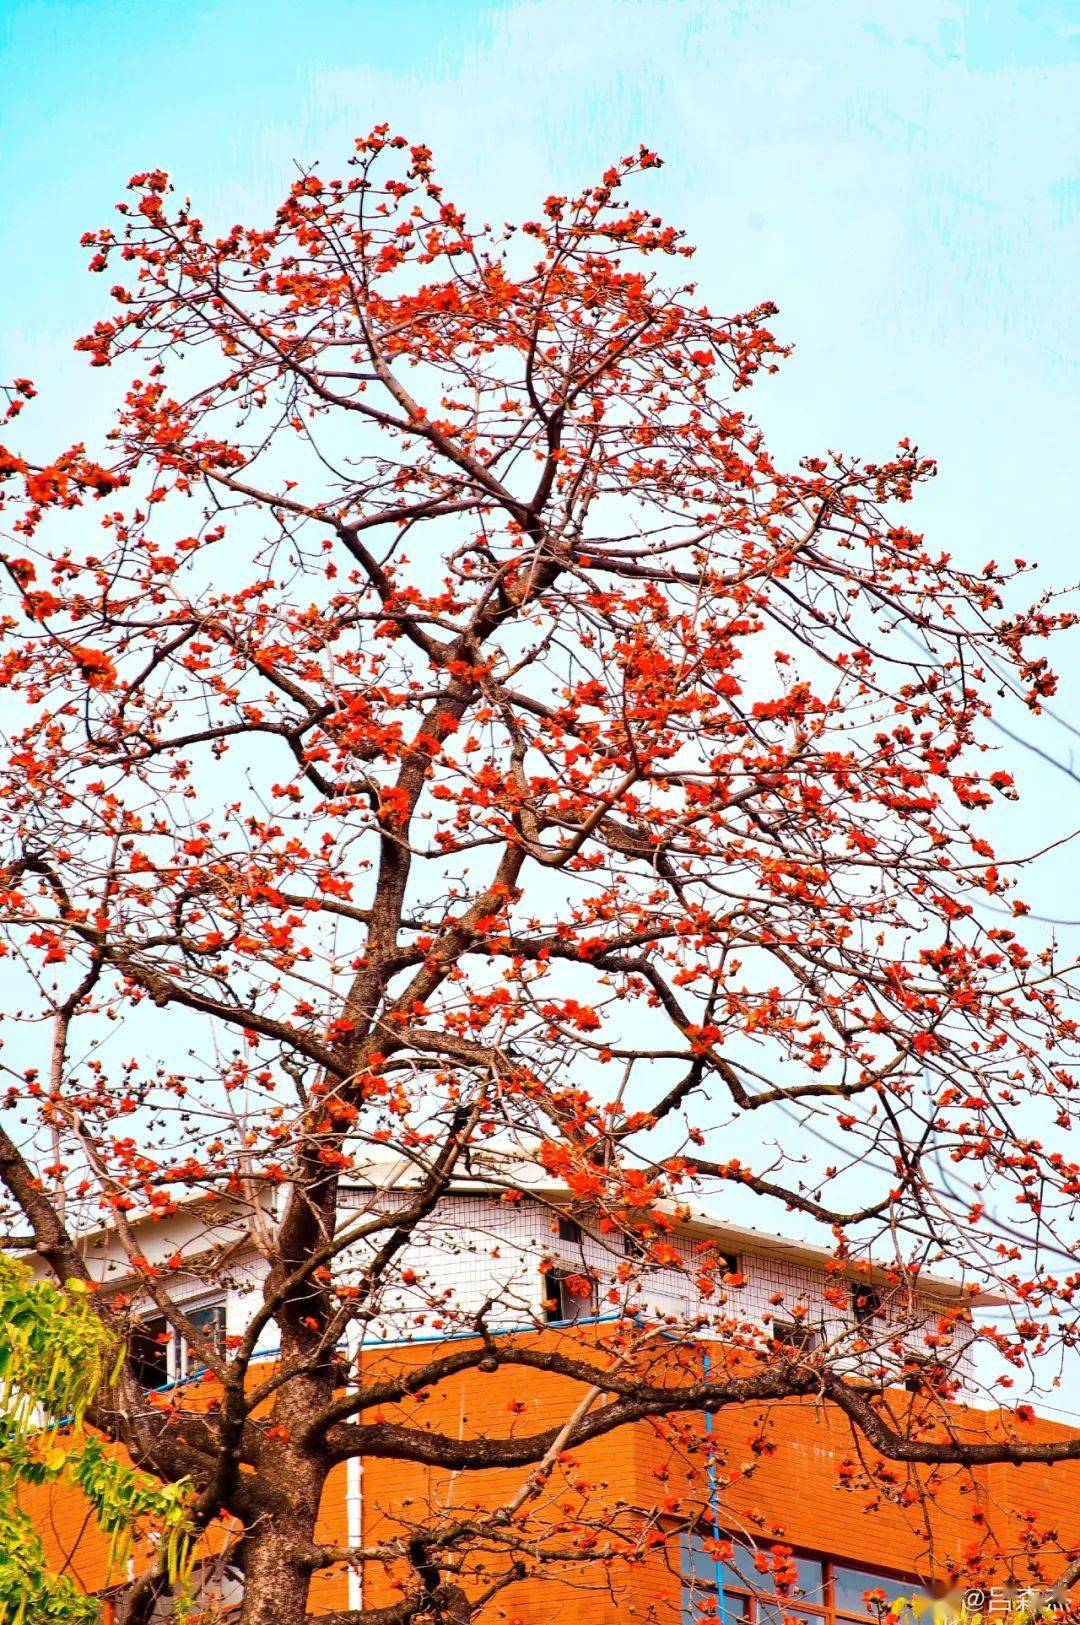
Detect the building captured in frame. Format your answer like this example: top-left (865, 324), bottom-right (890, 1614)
top-left (18, 1152), bottom-right (1080, 1622)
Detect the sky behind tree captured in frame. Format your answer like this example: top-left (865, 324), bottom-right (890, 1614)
top-left (3, 0), bottom-right (1075, 787)
top-left (4, 0), bottom-right (1075, 937)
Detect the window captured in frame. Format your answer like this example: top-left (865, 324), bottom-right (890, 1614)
top-left (557, 1214), bottom-right (583, 1245)
top-left (771, 1318), bottom-right (820, 1354)
top-left (129, 1300), bottom-right (227, 1389)
top-left (542, 1266), bottom-right (598, 1324)
top-left (681, 1536), bottom-right (920, 1625)
top-left (130, 1314), bottom-right (171, 1390)
top-left (833, 1567), bottom-right (915, 1621)
top-left (850, 1283), bottom-right (883, 1326)
top-left (178, 1302), bottom-right (227, 1378)
top-left (623, 1228), bottom-right (647, 1258)
top-left (901, 1353), bottom-right (950, 1395)
top-left (718, 1252), bottom-right (744, 1285)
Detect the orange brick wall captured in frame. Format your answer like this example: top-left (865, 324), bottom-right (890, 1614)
top-left (18, 1337), bottom-right (1080, 1618)
top-left (315, 1336), bottom-right (1080, 1619)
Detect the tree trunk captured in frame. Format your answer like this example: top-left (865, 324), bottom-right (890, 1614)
top-left (239, 1521), bottom-right (314, 1625)
top-left (237, 1449), bottom-right (324, 1625)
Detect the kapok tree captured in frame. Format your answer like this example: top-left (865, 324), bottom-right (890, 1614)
top-left (0, 129), bottom-right (1079, 1625)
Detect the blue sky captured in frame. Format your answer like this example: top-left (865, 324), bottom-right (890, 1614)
top-left (2, 0), bottom-right (1076, 887)
top-left (2, 2), bottom-right (1075, 574)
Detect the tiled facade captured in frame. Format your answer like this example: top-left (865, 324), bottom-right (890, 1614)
top-left (22, 1187), bottom-right (1074, 1622)
top-left (332, 1187), bottom-right (976, 1388)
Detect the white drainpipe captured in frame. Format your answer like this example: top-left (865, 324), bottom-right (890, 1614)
top-left (346, 1433), bottom-right (363, 1608)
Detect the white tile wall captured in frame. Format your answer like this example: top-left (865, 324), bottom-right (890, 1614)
top-left (327, 1191), bottom-right (974, 1386)
top-left (116, 1192), bottom-right (973, 1389)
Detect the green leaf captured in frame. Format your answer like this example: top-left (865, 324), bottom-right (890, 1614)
top-left (0, 1252), bottom-right (195, 1622)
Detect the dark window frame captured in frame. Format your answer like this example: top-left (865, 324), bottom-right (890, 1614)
top-left (850, 1282), bottom-right (884, 1326)
top-left (623, 1228), bottom-right (648, 1258)
top-left (129, 1313), bottom-right (172, 1391)
top-left (771, 1317), bottom-right (821, 1354)
top-left (542, 1265), bottom-right (599, 1325)
top-left (130, 1297), bottom-right (228, 1389)
top-left (178, 1301), bottom-right (228, 1378)
top-left (900, 1351), bottom-right (951, 1394)
top-left (681, 1533), bottom-right (920, 1625)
